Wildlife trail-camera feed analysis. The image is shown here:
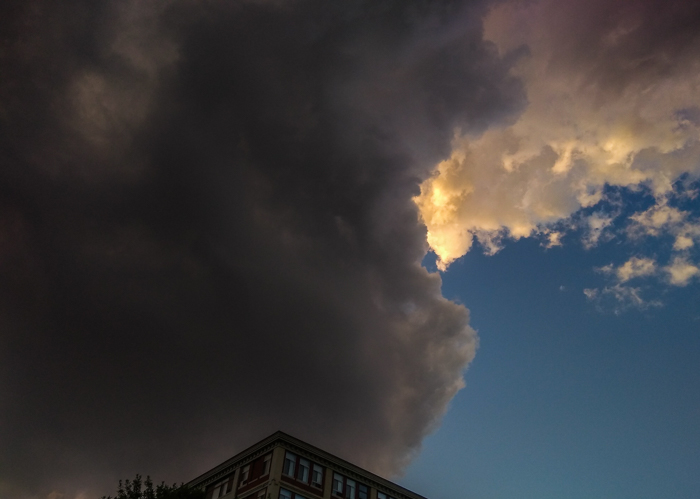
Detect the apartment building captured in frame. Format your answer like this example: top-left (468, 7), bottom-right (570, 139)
top-left (188, 432), bottom-right (427, 499)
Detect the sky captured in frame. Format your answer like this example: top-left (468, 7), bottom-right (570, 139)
top-left (1, 1), bottom-right (699, 498)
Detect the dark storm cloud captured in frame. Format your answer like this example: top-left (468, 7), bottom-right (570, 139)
top-left (0, 1), bottom-right (524, 497)
top-left (540, 0), bottom-right (700, 96)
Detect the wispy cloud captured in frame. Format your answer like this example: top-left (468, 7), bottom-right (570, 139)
top-left (628, 202), bottom-right (700, 250)
top-left (584, 284), bottom-right (662, 314)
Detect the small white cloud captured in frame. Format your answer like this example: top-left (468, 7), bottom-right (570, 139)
top-left (543, 229), bottom-right (564, 248)
top-left (583, 288), bottom-right (598, 300)
top-left (673, 235), bottom-right (695, 250)
top-left (596, 257), bottom-right (657, 283)
top-left (615, 257), bottom-right (657, 282)
top-left (664, 256), bottom-right (700, 286)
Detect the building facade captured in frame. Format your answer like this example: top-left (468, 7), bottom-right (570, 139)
top-left (187, 432), bottom-right (427, 499)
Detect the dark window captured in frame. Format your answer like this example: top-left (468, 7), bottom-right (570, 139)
top-left (346, 479), bottom-right (356, 499)
top-left (332, 473), bottom-right (344, 496)
top-left (239, 465), bottom-right (250, 485)
top-left (333, 474), bottom-right (368, 499)
top-left (358, 484), bottom-right (368, 499)
top-left (279, 489), bottom-right (308, 499)
top-left (242, 489), bottom-right (268, 499)
top-left (311, 464), bottom-right (323, 488)
top-left (282, 452), bottom-right (324, 489)
top-left (298, 458), bottom-right (310, 483)
top-left (283, 453), bottom-right (297, 477)
top-left (209, 477), bottom-right (231, 499)
top-left (240, 453), bottom-right (272, 486)
top-left (262, 454), bottom-right (272, 476)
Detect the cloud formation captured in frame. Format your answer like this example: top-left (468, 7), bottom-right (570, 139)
top-left (583, 284), bottom-right (662, 314)
top-left (416, 0), bottom-right (700, 270)
top-left (0, 1), bottom-right (525, 497)
top-left (599, 257), bottom-right (657, 283)
top-left (665, 256), bottom-right (700, 286)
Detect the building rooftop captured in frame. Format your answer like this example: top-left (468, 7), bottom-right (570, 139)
top-left (187, 431), bottom-right (427, 499)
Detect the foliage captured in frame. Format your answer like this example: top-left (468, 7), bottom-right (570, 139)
top-left (102, 474), bottom-right (205, 499)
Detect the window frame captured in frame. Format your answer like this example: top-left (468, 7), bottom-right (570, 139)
top-left (332, 473), bottom-right (367, 499)
top-left (238, 452), bottom-right (273, 493)
top-left (358, 484), bottom-right (368, 499)
top-left (311, 464), bottom-right (323, 489)
top-left (283, 452), bottom-right (297, 477)
top-left (281, 451), bottom-right (325, 492)
top-left (209, 476), bottom-right (232, 499)
top-left (346, 479), bottom-right (356, 499)
top-left (262, 454), bottom-right (272, 476)
top-left (279, 488), bottom-right (308, 499)
top-left (298, 458), bottom-right (310, 484)
top-left (332, 473), bottom-right (344, 496)
top-left (239, 465), bottom-right (250, 486)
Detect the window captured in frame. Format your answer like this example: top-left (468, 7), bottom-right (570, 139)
top-left (333, 474), bottom-right (368, 499)
top-left (209, 477), bottom-right (231, 499)
top-left (239, 453), bottom-right (272, 488)
top-left (346, 479), bottom-right (356, 499)
top-left (377, 493), bottom-right (396, 499)
top-left (333, 473), bottom-right (344, 496)
top-left (279, 489), bottom-right (307, 499)
top-left (282, 452), bottom-right (324, 488)
top-left (358, 485), bottom-right (368, 499)
top-left (298, 458), bottom-right (310, 483)
top-left (239, 465), bottom-right (250, 485)
top-left (311, 464), bottom-right (323, 488)
top-left (283, 453), bottom-right (297, 477)
top-left (256, 490), bottom-right (266, 499)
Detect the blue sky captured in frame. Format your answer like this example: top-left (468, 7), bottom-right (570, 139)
top-left (400, 186), bottom-right (700, 498)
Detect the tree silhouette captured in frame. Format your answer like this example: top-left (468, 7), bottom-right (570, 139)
top-left (102, 474), bottom-right (205, 499)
